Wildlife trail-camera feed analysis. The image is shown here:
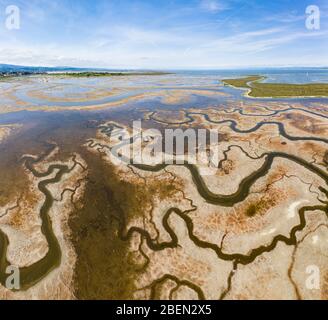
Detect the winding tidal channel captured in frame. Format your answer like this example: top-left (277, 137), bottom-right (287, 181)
top-left (0, 104), bottom-right (327, 297)
top-left (89, 108), bottom-right (328, 298)
top-left (0, 144), bottom-right (80, 290)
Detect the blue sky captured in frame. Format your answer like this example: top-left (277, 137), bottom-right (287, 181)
top-left (0, 0), bottom-right (327, 69)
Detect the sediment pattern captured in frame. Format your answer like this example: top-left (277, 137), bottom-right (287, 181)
top-left (0, 75), bottom-right (327, 300)
top-left (83, 103), bottom-right (328, 300)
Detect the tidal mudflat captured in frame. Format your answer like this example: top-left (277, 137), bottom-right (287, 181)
top-left (0, 70), bottom-right (328, 300)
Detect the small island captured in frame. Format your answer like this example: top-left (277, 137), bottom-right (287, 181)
top-left (222, 75), bottom-right (328, 98)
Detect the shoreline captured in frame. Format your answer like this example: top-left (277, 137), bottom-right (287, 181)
top-left (221, 76), bottom-right (328, 99)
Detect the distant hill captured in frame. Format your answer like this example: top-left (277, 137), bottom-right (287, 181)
top-left (0, 63), bottom-right (99, 73)
top-left (0, 64), bottom-right (170, 78)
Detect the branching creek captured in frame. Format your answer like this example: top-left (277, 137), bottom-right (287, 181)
top-left (88, 107), bottom-right (328, 299)
top-left (0, 143), bottom-right (84, 290)
top-left (0, 104), bottom-right (327, 298)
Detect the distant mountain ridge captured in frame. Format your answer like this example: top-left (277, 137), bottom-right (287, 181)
top-left (0, 63), bottom-right (167, 75)
top-left (0, 63), bottom-right (106, 73)
top-left (1, 63), bottom-right (326, 74)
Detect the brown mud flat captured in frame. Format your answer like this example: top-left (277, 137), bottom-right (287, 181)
top-left (0, 99), bottom-right (328, 299)
top-left (68, 153), bottom-right (139, 299)
top-left (0, 109), bottom-right (128, 297)
top-left (0, 107), bottom-right (178, 299)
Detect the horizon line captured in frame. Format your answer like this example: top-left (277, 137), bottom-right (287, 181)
top-left (1, 62), bottom-right (328, 71)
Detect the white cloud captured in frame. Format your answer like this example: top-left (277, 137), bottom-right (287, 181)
top-left (200, 0), bottom-right (227, 13)
top-left (0, 1), bottom-right (327, 69)
top-left (264, 12), bottom-right (305, 23)
top-left (1, 24), bottom-right (327, 69)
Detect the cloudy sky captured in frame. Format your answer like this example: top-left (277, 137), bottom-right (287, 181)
top-left (0, 0), bottom-right (327, 69)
